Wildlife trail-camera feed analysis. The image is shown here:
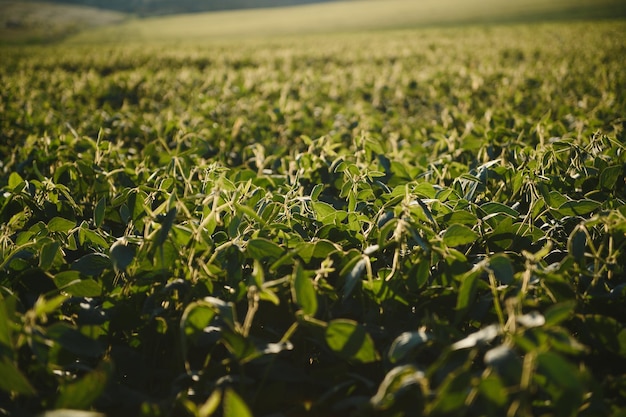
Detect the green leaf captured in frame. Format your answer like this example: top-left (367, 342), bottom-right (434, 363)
top-left (487, 217), bottom-right (514, 249)
top-left (221, 330), bottom-right (258, 363)
top-left (48, 217), bottom-right (76, 233)
top-left (154, 207), bottom-right (177, 247)
top-left (412, 261), bottom-right (430, 290)
top-left (223, 388), bottom-right (253, 417)
top-left (455, 268), bottom-right (480, 322)
top-left (0, 296), bottom-right (15, 348)
top-left (292, 263), bottom-right (317, 316)
top-left (94, 197), bottom-right (106, 228)
top-left (39, 240), bottom-right (61, 271)
top-left (312, 201), bottom-right (337, 224)
top-left (388, 329), bottom-right (431, 363)
top-left (536, 351), bottom-right (582, 392)
top-left (478, 375), bottom-right (507, 406)
top-left (56, 361), bottom-right (112, 409)
top-left (8, 172), bottom-right (25, 191)
top-left (430, 368), bottom-right (473, 413)
top-left (567, 227), bottom-right (586, 261)
top-left (443, 224), bottom-right (478, 247)
top-left (54, 271), bottom-right (102, 297)
top-left (480, 202), bottom-right (520, 218)
top-left (557, 199), bottom-right (600, 217)
top-left (296, 240), bottom-right (337, 263)
top-left (154, 240), bottom-right (179, 269)
top-left (198, 390), bottom-right (221, 417)
top-left (371, 365), bottom-right (425, 410)
top-left (545, 191), bottom-right (568, 209)
top-left (325, 319), bottom-right (378, 363)
top-left (600, 165), bottom-right (621, 190)
top-left (247, 238), bottom-right (283, 261)
top-left (439, 210), bottom-right (478, 226)
top-left (182, 302), bottom-right (217, 338)
top-left (0, 356), bottom-right (36, 396)
top-left (488, 254), bottom-right (514, 284)
top-left (451, 324), bottom-right (500, 350)
top-left (544, 300), bottom-right (576, 326)
top-left (33, 294), bottom-right (67, 318)
top-left (310, 183), bottom-right (324, 200)
top-left (109, 239), bottom-right (135, 273)
top-left (72, 253), bottom-right (111, 276)
top-left (78, 225), bottom-right (109, 248)
top-left (343, 257), bottom-right (366, 301)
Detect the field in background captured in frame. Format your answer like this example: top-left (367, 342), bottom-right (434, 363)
top-left (1, 0), bottom-right (625, 44)
top-left (64, 0), bottom-right (626, 42)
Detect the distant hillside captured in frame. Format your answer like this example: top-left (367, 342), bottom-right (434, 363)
top-left (0, 1), bottom-right (126, 43)
top-left (18, 0), bottom-right (339, 15)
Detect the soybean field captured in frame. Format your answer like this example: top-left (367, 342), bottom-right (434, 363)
top-left (1, 12), bottom-right (625, 417)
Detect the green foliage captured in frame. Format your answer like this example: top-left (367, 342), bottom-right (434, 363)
top-left (0, 19), bottom-right (625, 417)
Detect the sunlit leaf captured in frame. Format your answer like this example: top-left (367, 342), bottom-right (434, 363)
top-left (480, 202), bottom-right (520, 218)
top-left (198, 390), bottom-right (221, 417)
top-left (556, 199), bottom-right (600, 217)
top-left (48, 217), bottom-right (76, 233)
top-left (182, 302), bottom-right (217, 338)
top-left (223, 388), bottom-right (252, 417)
top-left (312, 201), bottom-right (337, 224)
top-left (325, 319), bottom-right (378, 363)
top-left (33, 294), bottom-right (67, 318)
top-left (78, 225), bottom-right (109, 248)
top-left (8, 172), bottom-right (25, 191)
top-left (296, 240), bottom-right (337, 263)
top-left (516, 311), bottom-right (545, 328)
top-left (370, 365), bottom-right (425, 410)
top-left (54, 271), bottom-right (102, 297)
top-left (452, 324), bottom-right (501, 350)
top-left (443, 224), bottom-right (478, 247)
top-left (247, 238), bottom-right (283, 261)
top-left (388, 329), bottom-right (432, 363)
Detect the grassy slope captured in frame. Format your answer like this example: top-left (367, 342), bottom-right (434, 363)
top-left (63, 0), bottom-right (626, 43)
top-left (0, 1), bottom-right (126, 43)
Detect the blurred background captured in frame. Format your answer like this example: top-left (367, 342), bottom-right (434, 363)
top-left (2, 0), bottom-right (625, 44)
